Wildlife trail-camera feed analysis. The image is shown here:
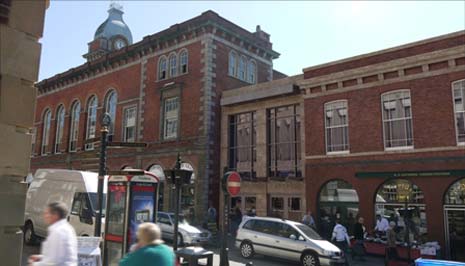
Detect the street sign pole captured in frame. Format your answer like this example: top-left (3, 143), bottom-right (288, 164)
top-left (95, 113), bottom-right (110, 237)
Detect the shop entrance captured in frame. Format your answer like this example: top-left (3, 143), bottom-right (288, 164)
top-left (444, 207), bottom-right (465, 261)
top-left (443, 178), bottom-right (465, 261)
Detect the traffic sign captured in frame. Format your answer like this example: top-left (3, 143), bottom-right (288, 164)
top-left (225, 171), bottom-right (241, 196)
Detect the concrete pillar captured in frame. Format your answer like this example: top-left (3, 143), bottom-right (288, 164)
top-left (0, 1), bottom-right (48, 265)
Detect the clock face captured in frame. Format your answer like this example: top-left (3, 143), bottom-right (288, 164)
top-left (114, 39), bottom-right (126, 50)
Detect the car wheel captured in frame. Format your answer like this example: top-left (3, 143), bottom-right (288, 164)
top-left (240, 241), bottom-right (254, 259)
top-left (177, 233), bottom-right (184, 246)
top-left (24, 222), bottom-right (37, 246)
top-left (301, 252), bottom-right (319, 266)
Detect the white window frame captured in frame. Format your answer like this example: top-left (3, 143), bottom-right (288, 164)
top-left (69, 101), bottom-right (80, 152)
top-left (324, 100), bottom-right (350, 154)
top-left (104, 90), bottom-right (117, 137)
top-left (85, 96), bottom-right (98, 151)
top-left (381, 89), bottom-right (414, 150)
top-left (179, 49), bottom-right (188, 74)
top-left (163, 97), bottom-right (179, 140)
top-left (228, 51), bottom-right (237, 77)
top-left (247, 59), bottom-right (257, 84)
top-left (122, 105), bottom-right (137, 143)
top-left (238, 55), bottom-right (247, 80)
top-left (169, 53), bottom-right (177, 78)
top-left (452, 79), bottom-right (465, 145)
top-left (54, 105), bottom-right (65, 154)
top-left (41, 109), bottom-right (51, 155)
top-left (158, 56), bottom-right (167, 80)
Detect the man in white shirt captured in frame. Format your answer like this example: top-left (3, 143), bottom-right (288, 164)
top-left (374, 214), bottom-right (390, 235)
top-left (28, 202), bottom-right (78, 266)
top-left (331, 219), bottom-right (350, 265)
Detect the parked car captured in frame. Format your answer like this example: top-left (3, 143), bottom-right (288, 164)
top-left (24, 169), bottom-right (107, 244)
top-left (235, 216), bottom-right (346, 266)
top-left (156, 211), bottom-right (211, 246)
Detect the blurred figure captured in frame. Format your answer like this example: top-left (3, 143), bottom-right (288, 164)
top-left (374, 214), bottom-right (389, 236)
top-left (28, 202), bottom-right (77, 266)
top-left (352, 217), bottom-right (366, 260)
top-left (331, 219), bottom-right (350, 266)
top-left (320, 216), bottom-right (332, 241)
top-left (120, 223), bottom-right (174, 266)
top-left (302, 210), bottom-right (316, 228)
top-left (386, 221), bottom-right (398, 261)
top-left (247, 206), bottom-right (256, 217)
top-left (207, 203), bottom-right (217, 222)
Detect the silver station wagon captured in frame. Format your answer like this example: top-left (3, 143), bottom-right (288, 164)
top-left (235, 217), bottom-right (346, 266)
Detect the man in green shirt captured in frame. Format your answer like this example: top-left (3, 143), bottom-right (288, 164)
top-left (120, 223), bottom-right (175, 266)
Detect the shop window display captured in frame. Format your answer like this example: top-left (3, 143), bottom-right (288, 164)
top-left (444, 178), bottom-right (465, 261)
top-left (375, 179), bottom-right (427, 244)
top-left (318, 180), bottom-right (359, 238)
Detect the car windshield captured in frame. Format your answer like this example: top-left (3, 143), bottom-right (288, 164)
top-left (296, 224), bottom-right (322, 240)
top-left (88, 192), bottom-right (106, 216)
top-left (168, 214), bottom-right (189, 224)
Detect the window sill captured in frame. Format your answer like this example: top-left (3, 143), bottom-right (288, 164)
top-left (326, 150), bottom-right (350, 156)
top-left (385, 146), bottom-right (414, 152)
top-left (228, 74), bottom-right (255, 85)
top-left (458, 142), bottom-right (465, 146)
top-left (157, 72), bottom-right (188, 83)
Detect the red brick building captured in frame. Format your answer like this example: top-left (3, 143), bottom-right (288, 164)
top-left (299, 31), bottom-right (465, 260)
top-left (31, 5), bottom-right (279, 222)
top-left (220, 30), bottom-right (465, 260)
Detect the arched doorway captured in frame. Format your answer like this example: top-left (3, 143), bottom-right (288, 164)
top-left (318, 179), bottom-right (359, 239)
top-left (375, 179), bottom-right (427, 243)
top-left (444, 178), bottom-right (465, 261)
top-left (147, 164), bottom-right (165, 211)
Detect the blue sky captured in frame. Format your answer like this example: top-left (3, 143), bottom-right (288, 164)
top-left (39, 1), bottom-right (465, 80)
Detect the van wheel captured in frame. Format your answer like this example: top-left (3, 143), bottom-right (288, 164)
top-left (24, 222), bottom-right (37, 245)
top-left (240, 241), bottom-right (254, 259)
top-left (301, 251), bottom-right (319, 266)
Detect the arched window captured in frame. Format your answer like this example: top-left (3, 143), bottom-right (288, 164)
top-left (158, 56), bottom-right (167, 80)
top-left (54, 105), bottom-right (65, 153)
top-left (228, 51), bottom-right (237, 77)
top-left (444, 178), bottom-right (465, 260)
top-left (85, 96), bottom-right (97, 150)
top-left (69, 101), bottom-right (81, 152)
top-left (169, 53), bottom-right (177, 77)
top-left (180, 50), bottom-right (188, 74)
top-left (105, 90), bottom-right (117, 137)
top-left (247, 60), bottom-right (257, 84)
top-left (445, 178), bottom-right (465, 205)
top-left (41, 109), bottom-right (51, 155)
top-left (375, 179), bottom-right (426, 242)
top-left (319, 179), bottom-right (359, 236)
top-left (238, 56), bottom-right (246, 80)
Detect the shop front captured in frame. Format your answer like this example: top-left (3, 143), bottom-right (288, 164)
top-left (444, 178), bottom-right (465, 261)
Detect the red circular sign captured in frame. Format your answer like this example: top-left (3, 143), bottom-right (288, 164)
top-left (226, 172), bottom-right (241, 196)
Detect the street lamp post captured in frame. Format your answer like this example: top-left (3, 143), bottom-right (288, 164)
top-left (95, 112), bottom-right (111, 237)
top-left (164, 154), bottom-right (193, 251)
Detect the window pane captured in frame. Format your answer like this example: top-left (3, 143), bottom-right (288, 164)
top-left (163, 97), bottom-right (179, 139)
top-left (228, 112), bottom-right (256, 180)
top-left (159, 58), bottom-right (167, 79)
top-left (382, 91), bottom-right (413, 148)
top-left (325, 101), bottom-right (349, 152)
top-left (229, 52), bottom-right (236, 76)
top-left (169, 54), bottom-right (177, 77)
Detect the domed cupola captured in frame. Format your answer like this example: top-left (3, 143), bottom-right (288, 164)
top-left (83, 3), bottom-right (133, 61)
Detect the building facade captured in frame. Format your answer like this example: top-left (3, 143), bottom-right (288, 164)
top-left (221, 75), bottom-right (305, 221)
top-left (220, 30), bottom-right (465, 260)
top-left (31, 6), bottom-right (279, 222)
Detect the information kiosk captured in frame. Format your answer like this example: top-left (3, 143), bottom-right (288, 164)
top-left (103, 169), bottom-right (160, 266)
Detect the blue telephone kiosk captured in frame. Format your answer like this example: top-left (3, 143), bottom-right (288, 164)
top-left (103, 169), bottom-right (160, 266)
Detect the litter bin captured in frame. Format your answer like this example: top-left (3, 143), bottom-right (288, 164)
top-left (77, 237), bottom-right (102, 266)
top-left (176, 246), bottom-right (214, 266)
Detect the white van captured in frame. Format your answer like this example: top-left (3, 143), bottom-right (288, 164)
top-left (24, 169), bottom-right (107, 244)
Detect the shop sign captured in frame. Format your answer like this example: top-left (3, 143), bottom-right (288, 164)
top-left (356, 170), bottom-right (465, 178)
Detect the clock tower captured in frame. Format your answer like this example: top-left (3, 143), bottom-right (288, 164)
top-left (83, 3), bottom-right (133, 61)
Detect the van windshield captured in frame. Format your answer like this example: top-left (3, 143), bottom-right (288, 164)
top-left (296, 224), bottom-right (322, 240)
top-left (88, 193), bottom-right (106, 216)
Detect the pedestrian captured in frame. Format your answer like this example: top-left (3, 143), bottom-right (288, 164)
top-left (247, 206), bottom-right (256, 217)
top-left (386, 221), bottom-right (398, 262)
top-left (119, 222), bottom-right (174, 266)
top-left (331, 219), bottom-right (351, 266)
top-left (375, 214), bottom-right (389, 237)
top-left (28, 202), bottom-right (78, 266)
top-left (319, 216), bottom-right (332, 241)
top-left (302, 210), bottom-right (316, 228)
top-left (207, 203), bottom-right (217, 222)
top-left (352, 217), bottom-right (366, 261)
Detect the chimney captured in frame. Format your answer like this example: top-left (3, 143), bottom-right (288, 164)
top-left (254, 25), bottom-right (270, 42)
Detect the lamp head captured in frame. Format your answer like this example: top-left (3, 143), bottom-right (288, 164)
top-left (102, 112), bottom-right (111, 127)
